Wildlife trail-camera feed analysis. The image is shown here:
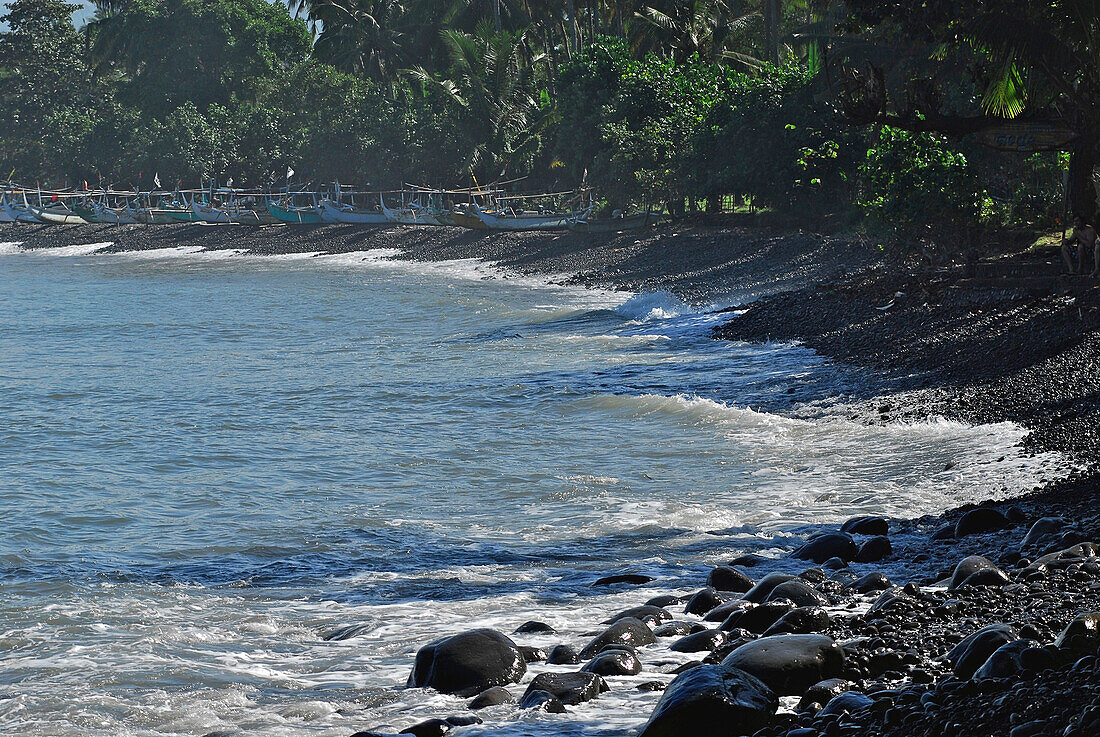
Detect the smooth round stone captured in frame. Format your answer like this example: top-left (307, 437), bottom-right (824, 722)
top-left (581, 649), bottom-right (642, 676)
top-left (579, 618), bottom-right (656, 659)
top-left (523, 672), bottom-right (607, 705)
top-left (721, 634), bottom-right (846, 696)
top-left (670, 629), bottom-right (728, 653)
top-left (638, 664), bottom-right (778, 737)
top-left (407, 629), bottom-right (526, 697)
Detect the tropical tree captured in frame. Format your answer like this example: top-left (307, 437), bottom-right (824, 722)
top-left (0, 0), bottom-right (93, 180)
top-left (407, 21), bottom-right (548, 180)
top-left (833, 0), bottom-right (1100, 218)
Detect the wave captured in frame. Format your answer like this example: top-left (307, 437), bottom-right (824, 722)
top-left (614, 290), bottom-right (691, 321)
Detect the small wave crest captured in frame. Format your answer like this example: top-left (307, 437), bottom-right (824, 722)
top-left (615, 290), bottom-right (691, 321)
top-left (0, 241), bottom-right (24, 255)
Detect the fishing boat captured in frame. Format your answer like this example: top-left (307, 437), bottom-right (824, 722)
top-left (71, 202), bottom-right (102, 223)
top-left (472, 202), bottom-right (587, 231)
top-left (319, 198), bottom-right (389, 224)
top-left (569, 211), bottom-right (659, 233)
top-left (132, 206), bottom-right (187, 224)
top-left (449, 203), bottom-right (488, 229)
top-left (192, 201), bottom-right (233, 224)
top-left (269, 201), bottom-right (322, 224)
top-left (3, 192), bottom-right (40, 223)
top-left (380, 195), bottom-right (443, 226)
top-left (28, 200), bottom-right (88, 225)
top-left (92, 201), bottom-right (141, 224)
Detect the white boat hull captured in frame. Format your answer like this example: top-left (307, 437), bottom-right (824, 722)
top-left (28, 205), bottom-right (87, 225)
top-left (192, 203), bottom-right (232, 224)
top-left (473, 204), bottom-right (582, 231)
top-left (319, 199), bottom-right (389, 224)
top-left (94, 203), bottom-right (140, 224)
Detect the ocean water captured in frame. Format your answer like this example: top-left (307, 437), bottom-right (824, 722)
top-left (0, 241), bottom-right (1071, 736)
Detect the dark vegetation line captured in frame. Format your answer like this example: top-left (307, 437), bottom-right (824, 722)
top-left (1, 0), bottom-right (1097, 262)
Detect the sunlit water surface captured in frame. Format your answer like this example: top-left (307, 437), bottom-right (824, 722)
top-left (0, 242), bottom-right (1070, 735)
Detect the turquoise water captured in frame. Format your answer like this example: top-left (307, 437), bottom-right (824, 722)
top-left (0, 242), bottom-right (1069, 735)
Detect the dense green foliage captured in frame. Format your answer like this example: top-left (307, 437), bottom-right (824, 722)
top-left (0, 0), bottom-right (1088, 262)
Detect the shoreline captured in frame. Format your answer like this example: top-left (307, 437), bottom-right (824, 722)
top-left (8, 222), bottom-right (1100, 737)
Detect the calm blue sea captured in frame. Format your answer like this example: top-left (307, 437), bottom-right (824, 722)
top-left (0, 241), bottom-right (1069, 735)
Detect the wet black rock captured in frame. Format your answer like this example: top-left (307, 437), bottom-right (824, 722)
top-left (707, 565), bottom-right (755, 592)
top-left (467, 686), bottom-right (513, 710)
top-left (399, 719), bottom-right (452, 737)
top-left (546, 644), bottom-right (580, 665)
top-left (603, 605), bottom-right (671, 626)
top-left (581, 649), bottom-right (643, 676)
top-left (580, 617), bottom-right (656, 659)
top-left (721, 634), bottom-right (846, 695)
top-left (684, 587), bottom-right (727, 616)
top-left (948, 555), bottom-right (1002, 590)
top-left (519, 689), bottom-right (566, 713)
top-left (791, 532), bottom-right (859, 564)
top-left (322, 623), bottom-right (372, 641)
top-left (1021, 517), bottom-right (1066, 548)
top-left (822, 557), bottom-right (847, 570)
top-left (855, 536), bottom-right (892, 563)
top-left (670, 629), bottom-right (727, 653)
top-left (1054, 611), bottom-right (1100, 654)
top-left (973, 639), bottom-right (1036, 680)
top-left (513, 621), bottom-right (555, 635)
top-left (844, 572), bottom-right (892, 594)
top-left (932, 524), bottom-right (956, 541)
top-left (766, 580), bottom-right (829, 608)
top-left (637, 664), bottom-right (778, 737)
top-left (703, 599), bottom-right (753, 623)
top-left (742, 573), bottom-right (797, 603)
top-left (762, 607), bottom-right (832, 637)
top-left (946, 623), bottom-right (1017, 679)
top-left (797, 568), bottom-right (827, 583)
top-left (720, 600), bottom-right (795, 634)
top-left (797, 678), bottom-right (850, 711)
top-left (408, 629), bottom-right (526, 697)
top-left (728, 554), bottom-right (763, 567)
top-left (593, 573), bottom-right (654, 586)
top-left (654, 621), bottom-right (697, 638)
top-left (955, 508), bottom-right (1010, 537)
top-left (819, 690), bottom-right (873, 716)
top-left (523, 672), bottom-right (608, 706)
top-left (841, 516), bottom-right (889, 536)
top-left (637, 680), bottom-right (666, 691)
top-left (646, 595), bottom-right (682, 608)
top-left (959, 567), bottom-right (1011, 588)
top-left (518, 646), bottom-right (546, 663)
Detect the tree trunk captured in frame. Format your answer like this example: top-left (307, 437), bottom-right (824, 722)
top-left (566, 0), bottom-right (579, 55)
top-left (1069, 136), bottom-right (1098, 223)
top-left (764, 0), bottom-right (781, 66)
top-left (491, 0), bottom-right (501, 31)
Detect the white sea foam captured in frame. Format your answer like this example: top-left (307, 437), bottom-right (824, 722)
top-left (0, 241), bottom-right (23, 254)
top-left (615, 290), bottom-right (691, 321)
top-left (25, 242), bottom-right (114, 257)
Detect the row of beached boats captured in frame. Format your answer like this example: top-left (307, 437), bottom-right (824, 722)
top-left (1, 186), bottom-right (659, 233)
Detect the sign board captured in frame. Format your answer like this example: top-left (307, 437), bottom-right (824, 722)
top-left (973, 123), bottom-right (1077, 152)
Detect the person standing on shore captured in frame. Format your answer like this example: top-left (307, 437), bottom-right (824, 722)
top-left (1062, 215), bottom-right (1098, 275)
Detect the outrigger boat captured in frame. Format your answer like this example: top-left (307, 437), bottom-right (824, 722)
top-left (3, 192), bottom-right (40, 223)
top-left (472, 202), bottom-right (589, 231)
top-left (27, 200), bottom-right (88, 225)
top-left (380, 195), bottom-right (443, 226)
top-left (269, 201), bottom-right (322, 224)
top-left (319, 198), bottom-right (388, 224)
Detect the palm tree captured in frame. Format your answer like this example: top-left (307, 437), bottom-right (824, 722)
top-left (407, 20), bottom-right (547, 178)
